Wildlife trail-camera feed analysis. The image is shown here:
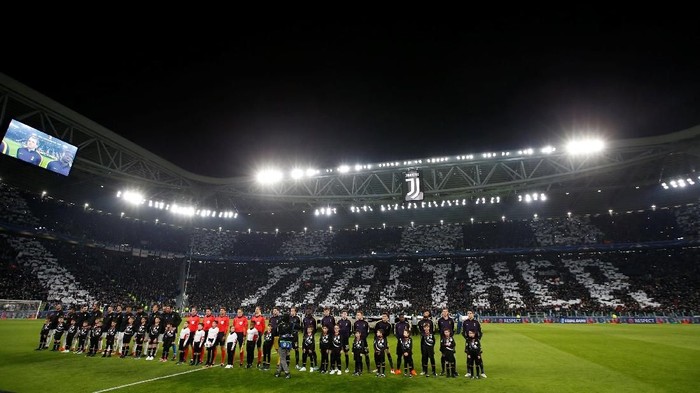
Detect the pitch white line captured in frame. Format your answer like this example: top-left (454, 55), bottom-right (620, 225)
top-left (92, 367), bottom-right (208, 393)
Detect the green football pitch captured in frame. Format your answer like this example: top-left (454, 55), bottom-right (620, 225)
top-left (0, 320), bottom-right (698, 392)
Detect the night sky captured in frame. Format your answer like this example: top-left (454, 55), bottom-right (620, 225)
top-left (3, 13), bottom-right (699, 178)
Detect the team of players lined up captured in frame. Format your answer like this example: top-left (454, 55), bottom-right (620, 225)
top-left (36, 303), bottom-right (487, 379)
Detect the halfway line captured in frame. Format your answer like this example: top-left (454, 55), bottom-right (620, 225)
top-left (92, 367), bottom-right (208, 393)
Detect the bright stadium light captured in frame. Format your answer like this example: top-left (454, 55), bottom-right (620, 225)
top-left (256, 169), bottom-right (283, 184)
top-left (338, 165), bottom-right (350, 174)
top-left (290, 168), bottom-right (305, 179)
top-left (122, 191), bottom-right (145, 205)
top-left (566, 138), bottom-right (604, 155)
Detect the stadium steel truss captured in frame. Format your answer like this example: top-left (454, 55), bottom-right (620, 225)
top-left (2, 72), bottom-right (700, 219)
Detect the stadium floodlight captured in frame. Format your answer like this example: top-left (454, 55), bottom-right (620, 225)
top-left (382, 223), bottom-right (386, 229)
top-left (565, 138), bottom-right (604, 155)
top-left (290, 168), bottom-right (305, 179)
top-left (470, 217), bottom-right (474, 224)
top-left (541, 146), bottom-right (556, 154)
top-left (501, 215), bottom-right (506, 222)
top-left (306, 168), bottom-right (319, 177)
top-left (115, 191), bottom-right (121, 198)
top-left (567, 212), bottom-right (572, 218)
top-left (256, 169), bottom-right (283, 184)
top-left (338, 165), bottom-right (350, 173)
top-left (651, 205), bottom-right (657, 211)
top-left (122, 191), bottom-right (145, 205)
top-left (608, 209), bottom-right (613, 215)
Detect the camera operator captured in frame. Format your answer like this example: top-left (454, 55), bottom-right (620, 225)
top-left (275, 313), bottom-right (294, 379)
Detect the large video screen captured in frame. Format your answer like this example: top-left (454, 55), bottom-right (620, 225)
top-left (1, 119), bottom-right (78, 176)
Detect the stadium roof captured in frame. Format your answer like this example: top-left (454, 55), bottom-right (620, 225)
top-left (2, 73), bottom-right (700, 231)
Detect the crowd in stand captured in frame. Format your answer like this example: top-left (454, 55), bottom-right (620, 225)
top-left (1, 181), bottom-right (700, 316)
top-left (23, 191), bottom-right (191, 253)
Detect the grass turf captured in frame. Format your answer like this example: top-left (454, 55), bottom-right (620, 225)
top-left (0, 320), bottom-right (698, 392)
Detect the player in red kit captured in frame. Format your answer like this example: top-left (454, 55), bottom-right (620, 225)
top-left (184, 307), bottom-right (200, 361)
top-left (216, 307), bottom-right (230, 366)
top-left (232, 308), bottom-right (249, 367)
top-left (250, 306), bottom-right (266, 368)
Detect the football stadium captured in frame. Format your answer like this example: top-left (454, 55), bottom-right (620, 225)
top-left (1, 66), bottom-right (700, 393)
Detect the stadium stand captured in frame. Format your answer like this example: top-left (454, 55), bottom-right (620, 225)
top-left (2, 181), bottom-right (700, 315)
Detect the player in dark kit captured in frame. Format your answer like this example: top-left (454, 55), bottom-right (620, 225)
top-left (337, 310), bottom-right (352, 372)
top-left (437, 308), bottom-right (455, 375)
top-left (420, 321), bottom-right (437, 376)
top-left (465, 329), bottom-right (487, 378)
top-left (417, 310), bottom-right (434, 335)
top-left (302, 308), bottom-right (317, 334)
top-left (75, 305), bottom-right (89, 328)
top-left (373, 329), bottom-right (388, 377)
top-left (394, 313), bottom-right (411, 374)
top-left (374, 312), bottom-right (395, 373)
top-left (289, 307), bottom-right (302, 369)
top-left (461, 310), bottom-right (483, 339)
top-left (320, 307), bottom-right (336, 333)
top-left (160, 305), bottom-right (181, 360)
top-left (354, 311), bottom-right (371, 371)
top-left (439, 329), bottom-right (457, 377)
top-left (268, 307), bottom-right (281, 354)
top-left (47, 304), bottom-right (64, 344)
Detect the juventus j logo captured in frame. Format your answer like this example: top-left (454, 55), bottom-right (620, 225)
top-left (405, 171), bottom-right (424, 201)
